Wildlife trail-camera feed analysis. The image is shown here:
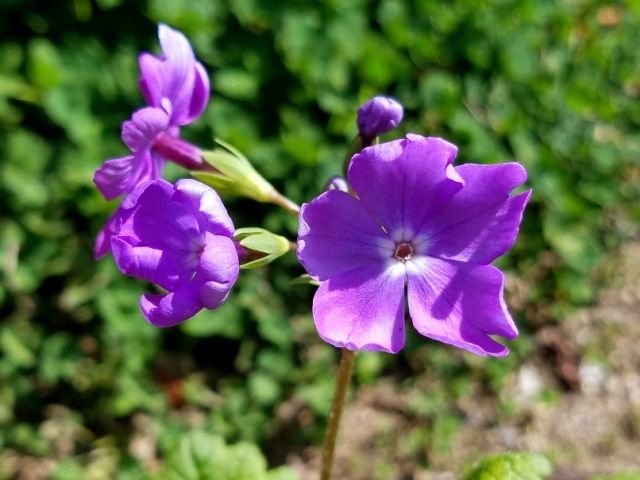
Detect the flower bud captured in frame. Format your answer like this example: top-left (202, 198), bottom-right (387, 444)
top-left (356, 96), bottom-right (403, 139)
top-left (233, 227), bottom-right (291, 269)
top-left (196, 140), bottom-right (277, 203)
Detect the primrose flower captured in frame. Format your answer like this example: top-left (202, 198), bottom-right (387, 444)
top-left (356, 96), bottom-right (404, 139)
top-left (93, 24), bottom-right (210, 200)
top-left (297, 135), bottom-right (530, 356)
top-left (106, 178), bottom-right (239, 327)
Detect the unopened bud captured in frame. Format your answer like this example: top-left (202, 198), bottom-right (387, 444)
top-left (233, 227), bottom-right (291, 269)
top-left (356, 96), bottom-right (403, 139)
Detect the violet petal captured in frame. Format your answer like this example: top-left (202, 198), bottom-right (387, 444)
top-left (407, 257), bottom-right (517, 357)
top-left (348, 135), bottom-right (463, 235)
top-left (424, 163), bottom-right (530, 264)
top-left (297, 190), bottom-right (391, 281)
top-left (313, 262), bottom-right (406, 353)
top-left (173, 179), bottom-right (235, 237)
top-left (121, 107), bottom-right (169, 153)
top-left (141, 288), bottom-right (202, 327)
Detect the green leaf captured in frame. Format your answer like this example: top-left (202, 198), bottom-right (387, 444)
top-left (27, 38), bottom-right (64, 90)
top-left (161, 431), bottom-right (228, 480)
top-left (159, 431), bottom-right (298, 480)
top-left (462, 452), bottom-right (553, 480)
top-left (0, 327), bottom-right (36, 368)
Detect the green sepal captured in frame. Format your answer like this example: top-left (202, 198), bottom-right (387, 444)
top-left (194, 139), bottom-right (276, 202)
top-left (234, 227), bottom-right (291, 269)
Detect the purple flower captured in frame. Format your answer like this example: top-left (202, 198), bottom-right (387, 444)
top-left (105, 178), bottom-right (239, 327)
top-left (138, 24), bottom-right (210, 126)
top-left (297, 134), bottom-right (530, 356)
top-left (93, 24), bottom-right (210, 201)
top-left (356, 96), bottom-right (404, 139)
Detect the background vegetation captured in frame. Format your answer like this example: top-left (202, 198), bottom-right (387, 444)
top-left (1, 0), bottom-right (639, 478)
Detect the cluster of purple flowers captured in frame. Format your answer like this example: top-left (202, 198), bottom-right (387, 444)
top-left (95, 26), bottom-right (529, 356)
top-left (94, 25), bottom-right (238, 325)
top-left (94, 24), bottom-right (209, 201)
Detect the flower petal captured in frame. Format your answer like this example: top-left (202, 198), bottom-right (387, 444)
top-left (138, 53), bottom-right (165, 110)
top-left (407, 257), bottom-right (517, 356)
top-left (158, 23), bottom-right (195, 68)
top-left (138, 25), bottom-right (202, 126)
top-left (312, 262), bottom-right (406, 353)
top-left (348, 135), bottom-right (463, 236)
top-left (140, 287), bottom-right (202, 327)
top-left (425, 163), bottom-right (530, 264)
top-left (194, 233), bottom-right (239, 308)
top-left (94, 213), bottom-right (119, 259)
top-left (173, 179), bottom-right (235, 237)
top-left (117, 180), bottom-right (201, 250)
top-left (93, 155), bottom-right (139, 200)
top-left (121, 107), bottom-right (169, 152)
top-left (297, 190), bottom-right (391, 281)
top-left (111, 236), bottom-right (197, 291)
top-left (186, 61), bottom-right (210, 122)
top-left (156, 24), bottom-right (197, 125)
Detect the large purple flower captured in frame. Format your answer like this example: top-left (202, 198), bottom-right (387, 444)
top-left (93, 24), bottom-right (209, 201)
top-left (297, 134), bottom-right (530, 356)
top-left (106, 178), bottom-right (239, 327)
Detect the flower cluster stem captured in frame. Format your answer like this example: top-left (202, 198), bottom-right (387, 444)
top-left (268, 189), bottom-right (301, 217)
top-left (320, 348), bottom-right (356, 480)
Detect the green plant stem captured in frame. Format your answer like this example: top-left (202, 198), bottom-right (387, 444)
top-left (268, 189), bottom-right (300, 217)
top-left (320, 348), bottom-right (356, 480)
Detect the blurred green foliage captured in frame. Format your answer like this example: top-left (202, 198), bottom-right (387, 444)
top-left (461, 451), bottom-right (553, 480)
top-left (1, 0), bottom-right (639, 477)
top-left (157, 431), bottom-right (297, 480)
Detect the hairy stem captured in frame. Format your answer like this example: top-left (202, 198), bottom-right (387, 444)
top-left (320, 348), bottom-right (356, 480)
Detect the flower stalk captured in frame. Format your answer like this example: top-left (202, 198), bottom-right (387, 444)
top-left (320, 348), bottom-right (356, 480)
top-left (267, 189), bottom-right (301, 217)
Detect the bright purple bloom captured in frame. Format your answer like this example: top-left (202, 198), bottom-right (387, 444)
top-left (138, 24), bottom-right (210, 126)
top-left (297, 134), bottom-right (530, 356)
top-left (93, 24), bottom-right (210, 201)
top-left (356, 96), bottom-right (404, 139)
top-left (106, 178), bottom-right (239, 327)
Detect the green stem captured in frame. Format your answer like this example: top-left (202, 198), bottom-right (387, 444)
top-left (268, 189), bottom-right (300, 217)
top-left (320, 348), bottom-right (356, 480)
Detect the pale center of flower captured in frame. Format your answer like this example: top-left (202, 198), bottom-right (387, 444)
top-left (393, 242), bottom-right (415, 262)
